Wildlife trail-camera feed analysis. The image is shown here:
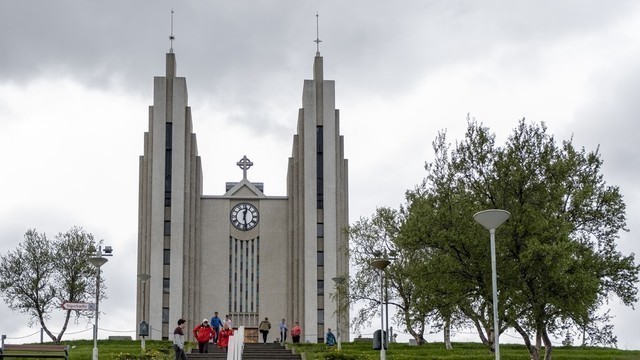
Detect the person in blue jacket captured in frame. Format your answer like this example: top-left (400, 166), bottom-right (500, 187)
top-left (210, 311), bottom-right (224, 343)
top-left (326, 328), bottom-right (336, 346)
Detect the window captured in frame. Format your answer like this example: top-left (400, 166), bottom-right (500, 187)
top-left (317, 126), bottom-right (324, 209)
top-left (317, 224), bottom-right (324, 238)
top-left (164, 123), bottom-right (172, 207)
top-left (164, 221), bottom-right (171, 236)
top-left (317, 309), bottom-right (324, 324)
top-left (163, 278), bottom-right (170, 294)
top-left (165, 123), bottom-right (173, 149)
top-left (162, 307), bottom-right (169, 323)
top-left (317, 280), bottom-right (324, 295)
top-left (163, 249), bottom-right (170, 264)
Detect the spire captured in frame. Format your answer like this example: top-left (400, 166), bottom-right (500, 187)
top-left (166, 9), bottom-right (176, 77)
top-left (169, 9), bottom-right (175, 53)
top-left (312, 12), bottom-right (323, 81)
top-left (314, 12), bottom-right (322, 56)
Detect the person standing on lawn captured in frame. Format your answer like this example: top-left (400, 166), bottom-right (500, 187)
top-left (173, 318), bottom-right (187, 360)
top-left (326, 328), bottom-right (336, 346)
top-left (291, 321), bottom-right (302, 343)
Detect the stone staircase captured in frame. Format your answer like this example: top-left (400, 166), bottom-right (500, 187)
top-left (188, 343), bottom-right (301, 360)
top-left (188, 344), bottom-right (227, 359)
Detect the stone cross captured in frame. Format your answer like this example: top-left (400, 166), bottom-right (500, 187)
top-left (237, 155), bottom-right (253, 180)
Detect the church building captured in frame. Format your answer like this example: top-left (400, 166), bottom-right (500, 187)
top-left (136, 45), bottom-right (349, 343)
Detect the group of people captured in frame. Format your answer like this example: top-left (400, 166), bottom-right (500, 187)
top-left (258, 317), bottom-right (303, 344)
top-left (172, 312), bottom-right (235, 359)
top-left (174, 314), bottom-right (337, 359)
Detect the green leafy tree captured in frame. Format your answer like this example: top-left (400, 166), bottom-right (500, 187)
top-left (347, 207), bottom-right (435, 345)
top-left (0, 227), bottom-right (103, 344)
top-left (400, 156), bottom-right (498, 350)
top-left (403, 118), bottom-right (638, 360)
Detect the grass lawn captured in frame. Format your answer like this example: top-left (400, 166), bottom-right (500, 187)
top-left (7, 339), bottom-right (640, 359)
top-left (288, 341), bottom-right (640, 360)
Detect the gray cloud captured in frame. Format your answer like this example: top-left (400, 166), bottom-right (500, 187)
top-left (2, 0), bottom-right (640, 349)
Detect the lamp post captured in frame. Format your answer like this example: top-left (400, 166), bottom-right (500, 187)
top-left (383, 252), bottom-right (397, 343)
top-left (89, 245), bottom-right (113, 360)
top-left (473, 209), bottom-right (510, 360)
top-left (332, 276), bottom-right (346, 350)
top-left (137, 273), bottom-right (151, 350)
top-left (371, 258), bottom-right (391, 360)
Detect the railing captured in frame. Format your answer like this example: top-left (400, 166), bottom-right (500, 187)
top-left (227, 326), bottom-right (245, 360)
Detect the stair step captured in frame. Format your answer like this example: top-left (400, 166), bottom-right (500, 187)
top-left (186, 342), bottom-right (301, 359)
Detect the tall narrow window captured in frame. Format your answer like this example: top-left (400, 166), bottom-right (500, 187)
top-left (163, 249), bottom-right (170, 264)
top-left (316, 126), bottom-right (324, 209)
top-left (164, 221), bottom-right (171, 236)
top-left (164, 123), bottom-right (173, 206)
top-left (162, 307), bottom-right (170, 323)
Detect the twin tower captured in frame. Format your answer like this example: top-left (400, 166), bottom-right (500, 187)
top-left (136, 49), bottom-right (349, 343)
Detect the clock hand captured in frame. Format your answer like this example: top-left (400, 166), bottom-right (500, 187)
top-left (242, 209), bottom-right (248, 228)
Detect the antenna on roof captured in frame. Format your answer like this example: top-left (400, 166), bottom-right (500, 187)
top-left (314, 12), bottom-right (322, 56)
top-left (169, 9), bottom-right (175, 53)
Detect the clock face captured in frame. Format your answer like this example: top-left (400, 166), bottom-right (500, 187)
top-left (230, 202), bottom-right (259, 231)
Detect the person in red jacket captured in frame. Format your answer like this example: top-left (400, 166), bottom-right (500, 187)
top-left (193, 319), bottom-right (215, 353)
top-left (217, 323), bottom-right (234, 353)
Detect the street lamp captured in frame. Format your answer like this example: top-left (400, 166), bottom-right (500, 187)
top-left (332, 276), bottom-right (346, 350)
top-left (371, 258), bottom-right (391, 360)
top-left (473, 209), bottom-right (510, 360)
top-left (89, 245), bottom-right (113, 360)
top-left (137, 273), bottom-right (151, 350)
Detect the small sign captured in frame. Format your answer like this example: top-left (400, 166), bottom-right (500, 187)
top-left (61, 302), bottom-right (95, 311)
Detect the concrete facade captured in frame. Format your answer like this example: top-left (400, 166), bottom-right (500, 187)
top-left (136, 51), bottom-right (349, 343)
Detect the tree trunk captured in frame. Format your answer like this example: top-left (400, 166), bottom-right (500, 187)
top-left (404, 320), bottom-right (427, 345)
top-left (470, 315), bottom-right (489, 346)
top-left (512, 321), bottom-right (539, 360)
top-left (542, 327), bottom-right (554, 360)
top-left (400, 305), bottom-right (427, 345)
top-left (444, 317), bottom-right (453, 350)
top-left (56, 309), bottom-right (73, 344)
top-left (38, 311), bottom-right (59, 344)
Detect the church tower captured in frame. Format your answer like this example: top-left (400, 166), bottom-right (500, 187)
top-left (137, 52), bottom-right (203, 338)
top-left (287, 51), bottom-right (349, 342)
top-left (137, 47), bottom-right (349, 343)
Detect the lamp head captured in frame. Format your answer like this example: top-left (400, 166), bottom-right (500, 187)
top-left (371, 258), bottom-right (391, 270)
top-left (473, 209), bottom-right (511, 230)
top-left (332, 276), bottom-right (346, 285)
top-left (89, 256), bottom-right (108, 268)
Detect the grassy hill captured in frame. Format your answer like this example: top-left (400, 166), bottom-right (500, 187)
top-left (289, 341), bottom-right (640, 360)
top-left (5, 339), bottom-right (639, 359)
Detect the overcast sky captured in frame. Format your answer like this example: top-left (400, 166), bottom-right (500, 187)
top-left (1, 0), bottom-right (639, 350)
